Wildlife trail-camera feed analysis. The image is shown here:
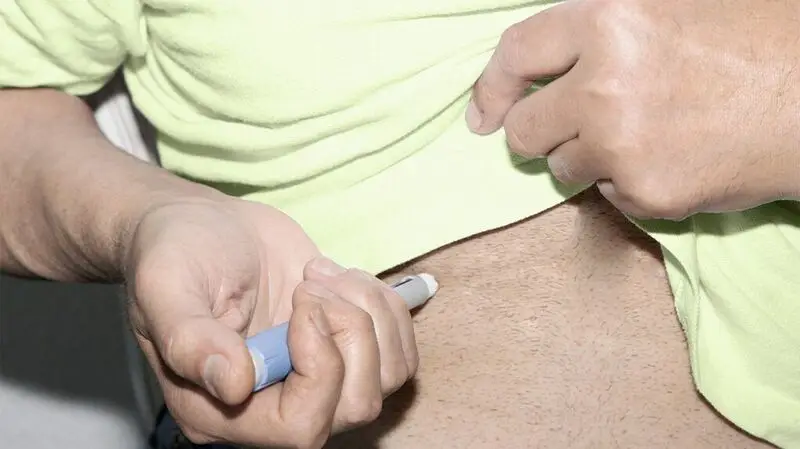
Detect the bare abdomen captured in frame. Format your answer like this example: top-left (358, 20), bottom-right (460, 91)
top-left (327, 188), bottom-right (771, 449)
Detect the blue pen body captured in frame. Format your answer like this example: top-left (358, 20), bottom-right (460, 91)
top-left (245, 274), bottom-right (436, 393)
top-left (246, 322), bottom-right (292, 391)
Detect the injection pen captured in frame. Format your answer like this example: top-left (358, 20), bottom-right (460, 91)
top-left (245, 273), bottom-right (439, 392)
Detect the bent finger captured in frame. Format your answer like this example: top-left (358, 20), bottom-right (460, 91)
top-left (503, 71), bottom-right (580, 158)
top-left (307, 261), bottom-right (413, 395)
top-left (378, 277), bottom-right (420, 380)
top-left (547, 138), bottom-right (607, 186)
top-left (469, 3), bottom-right (581, 134)
top-left (596, 181), bottom-right (653, 218)
top-left (162, 282), bottom-right (347, 448)
top-left (129, 259), bottom-right (254, 405)
top-left (303, 259), bottom-right (386, 428)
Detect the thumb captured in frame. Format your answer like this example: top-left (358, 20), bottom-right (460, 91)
top-left (154, 315), bottom-right (256, 405)
top-left (134, 267), bottom-right (256, 405)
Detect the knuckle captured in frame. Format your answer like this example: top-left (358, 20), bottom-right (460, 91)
top-left (496, 24), bottom-right (527, 77)
top-left (347, 268), bottom-right (380, 286)
top-left (588, 123), bottom-right (640, 165)
top-left (343, 270), bottom-right (386, 309)
top-left (299, 322), bottom-right (345, 378)
top-left (623, 177), bottom-right (689, 219)
top-left (382, 364), bottom-right (410, 394)
top-left (503, 119), bottom-right (531, 156)
top-left (547, 154), bottom-right (575, 184)
top-left (342, 396), bottom-right (383, 427)
top-left (578, 78), bottom-right (632, 122)
top-left (582, 77), bottom-right (628, 104)
top-left (587, 0), bottom-right (631, 32)
top-left (474, 73), bottom-right (506, 111)
top-left (577, 83), bottom-right (635, 143)
top-left (348, 306), bottom-right (376, 335)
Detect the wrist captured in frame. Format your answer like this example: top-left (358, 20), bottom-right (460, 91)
top-left (38, 135), bottom-right (225, 282)
top-left (98, 157), bottom-right (227, 282)
top-left (0, 89), bottom-right (228, 283)
top-left (116, 182), bottom-right (230, 279)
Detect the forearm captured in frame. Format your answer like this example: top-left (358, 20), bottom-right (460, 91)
top-left (0, 89), bottom-right (219, 282)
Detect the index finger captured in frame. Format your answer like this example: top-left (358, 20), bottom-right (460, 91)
top-left (468, 3), bottom-right (581, 134)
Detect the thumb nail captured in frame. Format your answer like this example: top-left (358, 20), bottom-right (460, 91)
top-left (202, 354), bottom-right (229, 399)
top-left (465, 99), bottom-right (483, 132)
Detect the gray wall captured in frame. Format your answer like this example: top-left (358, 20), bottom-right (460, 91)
top-left (0, 274), bottom-right (159, 445)
top-left (0, 73), bottom-right (163, 448)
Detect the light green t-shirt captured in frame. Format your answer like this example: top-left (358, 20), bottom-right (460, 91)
top-left (2, 1), bottom-right (799, 446)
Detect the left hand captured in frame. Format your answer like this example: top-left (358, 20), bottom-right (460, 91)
top-left (468, 0), bottom-right (800, 219)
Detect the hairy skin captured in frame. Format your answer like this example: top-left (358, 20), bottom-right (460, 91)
top-left (328, 188), bottom-right (773, 449)
top-left (0, 89), bottom-right (215, 281)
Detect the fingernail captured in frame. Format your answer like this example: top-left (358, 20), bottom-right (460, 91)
top-left (202, 354), bottom-right (229, 399)
top-left (465, 99), bottom-right (483, 132)
top-left (309, 256), bottom-right (346, 277)
top-left (310, 305), bottom-right (332, 336)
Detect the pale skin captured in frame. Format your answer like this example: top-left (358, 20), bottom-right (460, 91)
top-left (2, 0), bottom-right (800, 448)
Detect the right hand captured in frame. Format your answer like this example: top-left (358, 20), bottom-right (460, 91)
top-left (467, 0), bottom-right (800, 219)
top-left (125, 194), bottom-right (419, 448)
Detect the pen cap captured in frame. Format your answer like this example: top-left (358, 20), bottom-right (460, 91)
top-left (391, 274), bottom-right (437, 309)
top-left (246, 322), bottom-right (292, 391)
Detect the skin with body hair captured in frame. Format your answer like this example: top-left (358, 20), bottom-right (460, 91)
top-left (1, 0), bottom-right (799, 447)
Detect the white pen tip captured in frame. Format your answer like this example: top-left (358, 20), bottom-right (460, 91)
top-left (418, 273), bottom-right (439, 296)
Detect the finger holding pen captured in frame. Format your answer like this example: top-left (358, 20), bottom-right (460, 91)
top-left (304, 262), bottom-right (420, 396)
top-left (161, 256), bottom-right (438, 448)
top-left (246, 258), bottom-right (438, 394)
